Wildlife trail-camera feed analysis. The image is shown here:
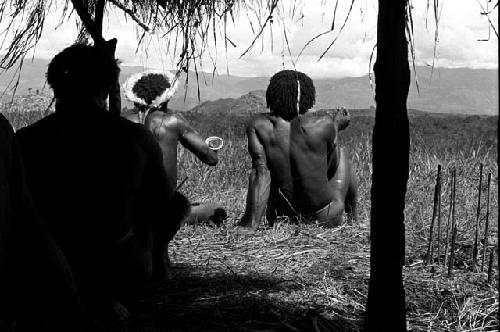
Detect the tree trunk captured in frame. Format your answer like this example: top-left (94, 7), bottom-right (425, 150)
top-left (364, 1), bottom-right (410, 331)
top-left (70, 0), bottom-right (121, 116)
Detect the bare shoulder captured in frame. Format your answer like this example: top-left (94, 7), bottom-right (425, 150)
top-left (146, 110), bottom-right (186, 136)
top-left (247, 113), bottom-right (273, 131)
top-left (301, 109), bottom-right (336, 129)
top-left (122, 117), bottom-right (156, 144)
top-left (306, 109), bottom-right (337, 122)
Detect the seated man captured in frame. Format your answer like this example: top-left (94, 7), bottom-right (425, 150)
top-left (0, 114), bottom-right (86, 330)
top-left (123, 71), bottom-right (227, 226)
top-left (16, 43), bottom-right (179, 325)
top-left (237, 70), bottom-right (357, 231)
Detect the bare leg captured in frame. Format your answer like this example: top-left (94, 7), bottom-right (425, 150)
top-left (320, 147), bottom-right (353, 227)
top-left (345, 164), bottom-right (358, 223)
top-left (182, 203), bottom-right (227, 226)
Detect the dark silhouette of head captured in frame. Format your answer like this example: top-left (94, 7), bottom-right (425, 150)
top-left (266, 70), bottom-right (315, 121)
top-left (47, 43), bottom-right (120, 101)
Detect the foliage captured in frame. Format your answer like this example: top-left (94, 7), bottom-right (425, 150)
top-left (0, 0), bottom-right (278, 77)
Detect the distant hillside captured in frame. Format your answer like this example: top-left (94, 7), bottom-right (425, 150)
top-left (0, 58), bottom-right (497, 115)
top-left (184, 90), bottom-right (495, 120)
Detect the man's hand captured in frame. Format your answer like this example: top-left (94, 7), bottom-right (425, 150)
top-left (336, 107), bottom-right (350, 131)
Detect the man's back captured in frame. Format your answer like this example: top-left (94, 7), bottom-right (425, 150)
top-left (127, 109), bottom-right (218, 196)
top-left (239, 70), bottom-right (356, 231)
top-left (251, 111), bottom-right (337, 214)
top-left (17, 106), bottom-right (169, 255)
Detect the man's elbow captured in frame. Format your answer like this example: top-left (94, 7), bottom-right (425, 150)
top-left (252, 163), bottom-right (269, 176)
top-left (206, 151), bottom-right (218, 166)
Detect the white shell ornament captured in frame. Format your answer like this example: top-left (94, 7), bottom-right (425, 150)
top-left (205, 136), bottom-right (224, 151)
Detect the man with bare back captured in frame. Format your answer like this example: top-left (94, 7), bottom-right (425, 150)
top-left (16, 43), bottom-right (178, 327)
top-left (237, 70), bottom-right (357, 232)
top-left (123, 71), bottom-right (227, 226)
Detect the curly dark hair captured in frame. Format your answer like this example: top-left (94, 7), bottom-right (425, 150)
top-left (266, 70), bottom-right (315, 121)
top-left (132, 73), bottom-right (171, 105)
top-left (47, 43), bottom-right (120, 99)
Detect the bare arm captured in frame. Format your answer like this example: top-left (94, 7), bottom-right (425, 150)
top-left (314, 109), bottom-right (350, 180)
top-left (177, 115), bottom-right (218, 166)
top-left (238, 123), bottom-right (271, 229)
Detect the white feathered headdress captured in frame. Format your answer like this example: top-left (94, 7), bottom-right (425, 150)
top-left (123, 70), bottom-right (178, 108)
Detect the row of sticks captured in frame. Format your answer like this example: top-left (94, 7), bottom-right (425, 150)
top-left (425, 164), bottom-right (496, 283)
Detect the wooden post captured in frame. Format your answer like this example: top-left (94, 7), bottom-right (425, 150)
top-left (448, 224), bottom-right (457, 277)
top-left (436, 165), bottom-right (442, 265)
top-left (444, 168), bottom-right (455, 266)
top-left (487, 248), bottom-right (495, 284)
top-left (472, 163), bottom-right (483, 269)
top-left (426, 165), bottom-right (441, 265)
top-left (481, 173), bottom-right (491, 272)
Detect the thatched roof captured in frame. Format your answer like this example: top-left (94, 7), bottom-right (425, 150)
top-left (0, 0), bottom-right (279, 73)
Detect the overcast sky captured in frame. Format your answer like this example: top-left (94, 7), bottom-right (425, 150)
top-left (25, 0), bottom-right (499, 78)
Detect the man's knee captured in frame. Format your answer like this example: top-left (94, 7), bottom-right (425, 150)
top-left (315, 200), bottom-right (344, 228)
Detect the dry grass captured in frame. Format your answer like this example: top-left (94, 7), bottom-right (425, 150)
top-left (118, 220), bottom-right (498, 332)
top-left (2, 100), bottom-right (498, 331)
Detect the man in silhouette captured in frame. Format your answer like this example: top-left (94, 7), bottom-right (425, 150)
top-left (1, 114), bottom-right (87, 330)
top-left (124, 71), bottom-right (226, 226)
top-left (16, 43), bottom-right (179, 325)
top-left (237, 70), bottom-right (357, 232)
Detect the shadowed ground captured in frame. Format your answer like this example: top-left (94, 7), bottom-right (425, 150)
top-left (120, 223), bottom-right (370, 332)
top-left (116, 222), bottom-right (498, 332)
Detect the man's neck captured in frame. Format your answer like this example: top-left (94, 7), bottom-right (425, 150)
top-left (55, 98), bottom-right (106, 113)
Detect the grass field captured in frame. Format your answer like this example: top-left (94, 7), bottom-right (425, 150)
top-left (2, 96), bottom-right (498, 331)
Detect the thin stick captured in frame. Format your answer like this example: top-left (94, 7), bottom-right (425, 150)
top-left (448, 169), bottom-right (458, 275)
top-left (487, 248), bottom-right (495, 284)
top-left (444, 168), bottom-right (455, 266)
top-left (448, 224), bottom-right (457, 277)
top-left (436, 165), bottom-right (442, 265)
top-left (481, 173), bottom-right (491, 272)
top-left (426, 165), bottom-right (441, 265)
top-left (473, 163), bottom-right (483, 269)
top-left (176, 176), bottom-right (189, 190)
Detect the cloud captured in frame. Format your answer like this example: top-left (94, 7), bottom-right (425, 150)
top-left (411, 0), bottom-right (498, 69)
top-left (9, 0), bottom-right (498, 78)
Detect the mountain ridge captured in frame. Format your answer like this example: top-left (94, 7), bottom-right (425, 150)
top-left (0, 58), bottom-right (497, 115)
